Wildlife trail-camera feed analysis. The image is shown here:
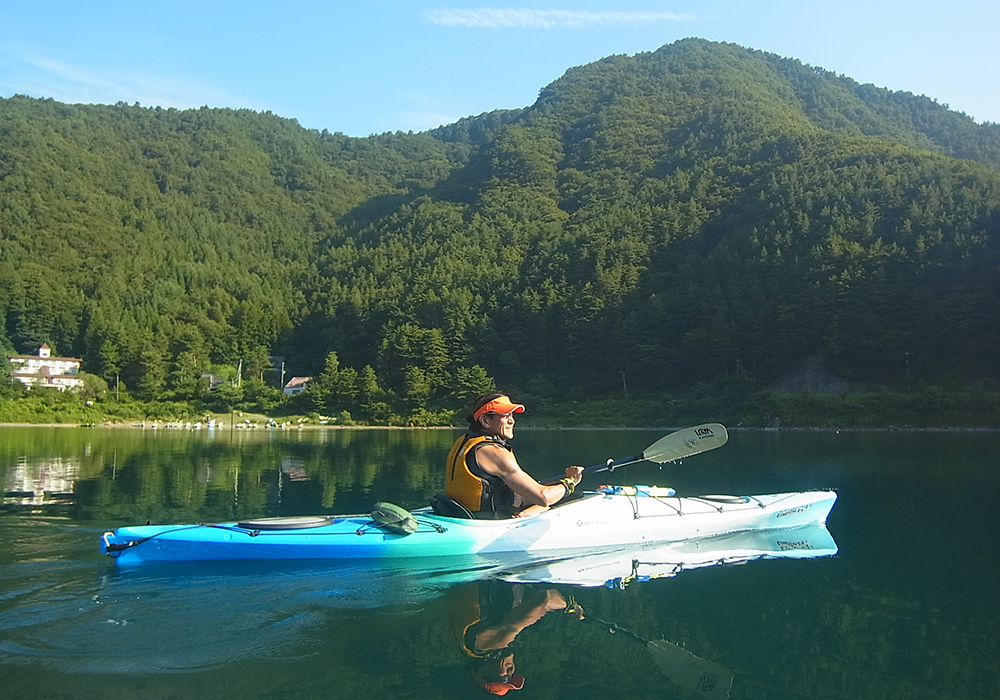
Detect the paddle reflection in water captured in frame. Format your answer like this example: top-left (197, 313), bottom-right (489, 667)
top-left (444, 578), bottom-right (734, 699)
top-left (581, 611), bottom-right (734, 700)
top-left (446, 523), bottom-right (837, 697)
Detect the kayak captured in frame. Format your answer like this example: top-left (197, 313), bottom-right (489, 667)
top-left (101, 488), bottom-right (837, 565)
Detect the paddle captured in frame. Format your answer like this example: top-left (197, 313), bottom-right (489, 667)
top-left (585, 613), bottom-right (734, 699)
top-left (542, 423), bottom-right (728, 483)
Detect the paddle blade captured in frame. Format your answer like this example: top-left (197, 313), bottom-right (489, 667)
top-left (646, 639), bottom-right (734, 699)
top-left (642, 423), bottom-right (728, 464)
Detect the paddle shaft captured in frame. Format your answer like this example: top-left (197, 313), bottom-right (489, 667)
top-left (540, 453), bottom-right (641, 485)
top-left (585, 613), bottom-right (650, 645)
top-left (553, 453), bottom-right (643, 483)
top-left (540, 423), bottom-right (728, 484)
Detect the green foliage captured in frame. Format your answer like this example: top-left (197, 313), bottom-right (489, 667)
top-left (0, 391), bottom-right (198, 424)
top-left (74, 371), bottom-right (109, 400)
top-left (0, 377), bottom-right (27, 400)
top-left (208, 381), bottom-right (244, 413)
top-left (451, 365), bottom-right (495, 402)
top-left (762, 386), bottom-right (1000, 428)
top-left (527, 385), bottom-right (1000, 429)
top-left (2, 38), bottom-right (1000, 426)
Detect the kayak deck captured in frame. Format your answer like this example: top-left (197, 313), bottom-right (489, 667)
top-left (101, 489), bottom-right (837, 565)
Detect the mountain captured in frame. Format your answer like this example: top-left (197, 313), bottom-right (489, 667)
top-left (1, 38), bottom-right (998, 418)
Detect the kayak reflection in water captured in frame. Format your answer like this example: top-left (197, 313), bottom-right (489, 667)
top-left (444, 392), bottom-right (583, 519)
top-left (449, 580), bottom-right (585, 695)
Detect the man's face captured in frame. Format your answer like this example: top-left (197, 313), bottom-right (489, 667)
top-left (498, 653), bottom-right (516, 680)
top-left (479, 411), bottom-right (515, 440)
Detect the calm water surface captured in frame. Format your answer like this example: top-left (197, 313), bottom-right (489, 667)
top-left (1, 426), bottom-right (997, 700)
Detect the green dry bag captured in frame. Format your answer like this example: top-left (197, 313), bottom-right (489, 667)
top-left (370, 502), bottom-right (418, 535)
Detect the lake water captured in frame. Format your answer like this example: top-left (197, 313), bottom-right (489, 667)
top-left (1, 426), bottom-right (997, 700)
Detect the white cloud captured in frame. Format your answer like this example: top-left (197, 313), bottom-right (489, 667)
top-left (426, 8), bottom-right (696, 29)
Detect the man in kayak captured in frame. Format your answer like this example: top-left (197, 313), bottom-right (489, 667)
top-left (445, 392), bottom-right (583, 518)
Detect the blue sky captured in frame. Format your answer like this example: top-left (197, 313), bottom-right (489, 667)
top-left (1, 1), bottom-right (996, 137)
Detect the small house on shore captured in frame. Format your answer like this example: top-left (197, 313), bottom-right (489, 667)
top-left (283, 376), bottom-right (311, 396)
top-left (7, 344), bottom-right (84, 391)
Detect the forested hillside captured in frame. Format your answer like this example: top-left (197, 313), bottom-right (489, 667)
top-left (2, 38), bottom-right (998, 424)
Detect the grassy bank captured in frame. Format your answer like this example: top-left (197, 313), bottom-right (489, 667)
top-left (2, 384), bottom-right (998, 429)
top-left (527, 387), bottom-right (1000, 429)
top-left (0, 397), bottom-right (194, 425)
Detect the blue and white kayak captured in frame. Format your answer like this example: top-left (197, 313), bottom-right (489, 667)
top-left (101, 488), bottom-right (837, 565)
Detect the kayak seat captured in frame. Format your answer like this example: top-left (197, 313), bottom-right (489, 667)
top-left (429, 493), bottom-right (475, 519)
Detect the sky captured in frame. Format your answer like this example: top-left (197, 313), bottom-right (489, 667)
top-left (1, 1), bottom-right (997, 137)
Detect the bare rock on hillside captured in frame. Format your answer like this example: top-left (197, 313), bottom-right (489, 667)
top-left (769, 356), bottom-right (849, 394)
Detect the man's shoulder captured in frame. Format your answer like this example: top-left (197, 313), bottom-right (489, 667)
top-left (474, 441), bottom-right (518, 471)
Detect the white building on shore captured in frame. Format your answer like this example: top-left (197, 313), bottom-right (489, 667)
top-left (283, 376), bottom-right (311, 396)
top-left (7, 344), bottom-right (84, 391)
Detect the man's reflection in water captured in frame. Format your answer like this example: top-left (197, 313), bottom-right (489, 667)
top-left (448, 580), bottom-right (584, 695)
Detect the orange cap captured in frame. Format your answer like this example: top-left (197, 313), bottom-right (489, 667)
top-left (473, 396), bottom-right (526, 422)
top-left (477, 675), bottom-right (525, 695)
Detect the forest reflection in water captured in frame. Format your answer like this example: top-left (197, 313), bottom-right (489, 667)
top-left (1, 426), bottom-right (998, 700)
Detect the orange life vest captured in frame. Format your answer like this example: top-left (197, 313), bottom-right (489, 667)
top-left (448, 581), bottom-right (517, 659)
top-left (445, 432), bottom-right (516, 518)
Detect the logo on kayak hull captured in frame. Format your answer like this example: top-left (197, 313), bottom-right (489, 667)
top-left (576, 518), bottom-right (625, 528)
top-left (775, 505), bottom-right (808, 518)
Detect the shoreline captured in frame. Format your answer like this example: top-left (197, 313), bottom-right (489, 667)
top-left (1, 422), bottom-right (997, 432)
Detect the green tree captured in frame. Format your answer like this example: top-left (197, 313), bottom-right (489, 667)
top-left (451, 365), bottom-right (495, 403)
top-left (98, 339), bottom-right (123, 383)
top-left (402, 365), bottom-right (432, 409)
top-left (75, 371), bottom-right (109, 400)
top-left (210, 381), bottom-right (244, 413)
top-left (136, 345), bottom-right (168, 400)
